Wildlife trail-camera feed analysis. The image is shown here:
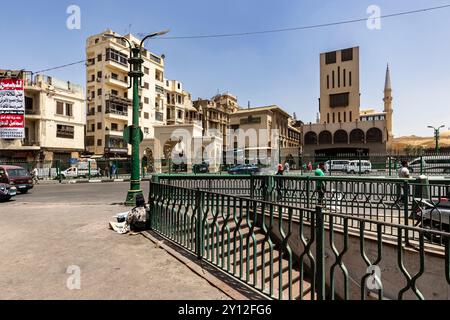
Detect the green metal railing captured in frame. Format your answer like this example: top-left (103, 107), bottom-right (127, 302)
top-left (149, 181), bottom-right (450, 300)
top-left (151, 174), bottom-right (450, 246)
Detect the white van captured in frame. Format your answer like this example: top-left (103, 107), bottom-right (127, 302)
top-left (325, 160), bottom-right (350, 172)
top-left (408, 156), bottom-right (450, 174)
top-left (346, 160), bottom-right (372, 174)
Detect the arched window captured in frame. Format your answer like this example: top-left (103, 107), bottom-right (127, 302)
top-left (334, 130), bottom-right (348, 144)
top-left (350, 129), bottom-right (365, 144)
top-left (304, 132), bottom-right (317, 145)
top-left (318, 131), bottom-right (332, 145)
top-left (366, 128), bottom-right (383, 143)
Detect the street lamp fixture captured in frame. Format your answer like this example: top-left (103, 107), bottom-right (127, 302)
top-left (427, 125), bottom-right (445, 154)
top-left (105, 30), bottom-right (170, 206)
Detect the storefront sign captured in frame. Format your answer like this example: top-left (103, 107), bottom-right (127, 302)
top-left (0, 78), bottom-right (25, 139)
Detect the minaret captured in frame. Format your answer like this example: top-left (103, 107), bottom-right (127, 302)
top-left (383, 64), bottom-right (394, 145)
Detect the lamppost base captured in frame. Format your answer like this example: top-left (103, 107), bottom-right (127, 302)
top-left (125, 189), bottom-right (144, 206)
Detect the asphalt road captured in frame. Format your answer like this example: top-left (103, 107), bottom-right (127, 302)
top-left (15, 181), bottom-right (151, 204)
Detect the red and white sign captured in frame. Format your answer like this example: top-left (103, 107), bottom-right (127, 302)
top-left (0, 78), bottom-right (25, 139)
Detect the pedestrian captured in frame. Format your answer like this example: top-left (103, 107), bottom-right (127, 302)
top-left (307, 162), bottom-right (313, 172)
top-left (276, 163), bottom-right (284, 175)
top-left (315, 162), bottom-right (326, 205)
top-left (111, 163), bottom-right (117, 179)
top-left (397, 160), bottom-right (411, 204)
top-left (31, 167), bottom-right (39, 184)
top-left (284, 161), bottom-right (290, 174)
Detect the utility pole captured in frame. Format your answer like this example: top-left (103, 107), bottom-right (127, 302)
top-left (105, 30), bottom-right (169, 206)
top-left (428, 125), bottom-right (445, 154)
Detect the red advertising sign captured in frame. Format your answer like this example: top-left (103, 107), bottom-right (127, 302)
top-left (0, 78), bottom-right (25, 139)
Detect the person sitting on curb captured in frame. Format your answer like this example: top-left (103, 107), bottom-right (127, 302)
top-left (110, 194), bottom-right (147, 234)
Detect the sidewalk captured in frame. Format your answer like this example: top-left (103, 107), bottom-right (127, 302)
top-left (0, 196), bottom-right (230, 300)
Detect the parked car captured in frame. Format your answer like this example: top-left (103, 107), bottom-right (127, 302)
top-left (228, 164), bottom-right (261, 175)
top-left (0, 183), bottom-right (17, 201)
top-left (346, 160), bottom-right (372, 174)
top-left (193, 162), bottom-right (209, 174)
top-left (0, 165), bottom-right (33, 194)
top-left (325, 160), bottom-right (350, 172)
top-left (408, 156), bottom-right (450, 174)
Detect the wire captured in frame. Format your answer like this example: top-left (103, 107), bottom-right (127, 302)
top-left (151, 4), bottom-right (450, 39)
top-left (33, 3), bottom-right (450, 74)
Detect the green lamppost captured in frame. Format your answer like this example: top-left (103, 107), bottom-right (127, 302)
top-left (106, 30), bottom-right (170, 206)
top-left (427, 125), bottom-right (445, 154)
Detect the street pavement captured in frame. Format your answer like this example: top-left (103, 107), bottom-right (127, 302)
top-left (0, 182), bottom-right (230, 300)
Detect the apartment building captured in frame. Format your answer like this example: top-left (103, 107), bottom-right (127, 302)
top-left (228, 105), bottom-right (301, 164)
top-left (165, 79), bottom-right (199, 125)
top-left (193, 93), bottom-right (239, 155)
top-left (85, 29), bottom-right (167, 157)
top-left (0, 71), bottom-right (85, 162)
top-left (302, 47), bottom-right (393, 158)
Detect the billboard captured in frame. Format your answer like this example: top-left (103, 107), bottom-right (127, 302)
top-left (0, 78), bottom-right (25, 139)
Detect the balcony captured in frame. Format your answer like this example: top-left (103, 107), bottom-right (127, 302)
top-left (106, 94), bottom-right (132, 106)
top-left (105, 75), bottom-right (129, 89)
top-left (155, 112), bottom-right (164, 122)
top-left (105, 128), bottom-right (124, 137)
top-left (25, 109), bottom-right (40, 118)
top-left (155, 85), bottom-right (165, 95)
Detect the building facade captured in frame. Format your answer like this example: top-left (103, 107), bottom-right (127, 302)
top-left (85, 30), bottom-right (168, 157)
top-left (0, 72), bottom-right (85, 163)
top-left (228, 105), bottom-right (301, 165)
top-left (301, 47), bottom-right (394, 159)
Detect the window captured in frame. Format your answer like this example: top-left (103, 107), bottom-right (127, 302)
top-left (177, 83), bottom-right (181, 90)
top-left (56, 125), bottom-right (74, 139)
top-left (106, 48), bottom-right (128, 66)
top-left (97, 139), bottom-right (102, 146)
top-left (332, 113), bottom-right (335, 123)
top-left (177, 95), bottom-right (182, 104)
top-left (304, 132), bottom-right (317, 145)
top-left (144, 82), bottom-right (149, 89)
top-left (97, 71), bottom-right (102, 79)
top-left (325, 51), bottom-right (336, 64)
top-left (144, 112), bottom-right (149, 119)
top-left (111, 123), bottom-right (118, 131)
top-left (338, 112), bottom-right (341, 122)
top-left (144, 127), bottom-right (149, 134)
top-left (25, 97), bottom-right (33, 111)
top-left (332, 71), bottom-right (335, 88)
top-left (97, 54), bottom-right (102, 62)
top-left (343, 69), bottom-right (346, 87)
top-left (97, 89), bottom-right (102, 96)
top-left (329, 93), bottom-right (350, 108)
top-left (349, 111), bottom-right (352, 122)
top-left (178, 110), bottom-right (183, 119)
top-left (111, 89), bottom-right (118, 96)
top-left (338, 67), bottom-right (340, 87)
top-left (91, 124), bottom-right (95, 132)
top-left (327, 113), bottom-right (330, 123)
top-left (344, 112), bottom-right (346, 122)
top-left (91, 91), bottom-right (95, 99)
top-left (341, 48), bottom-right (353, 61)
top-left (124, 92), bottom-right (128, 99)
top-left (97, 122), bottom-right (102, 130)
top-left (327, 75), bottom-right (330, 89)
top-left (111, 73), bottom-right (118, 80)
top-left (56, 101), bottom-right (64, 115)
top-left (144, 67), bottom-right (150, 75)
top-left (144, 97), bottom-right (149, 104)
top-left (86, 136), bottom-right (94, 146)
top-left (65, 103), bottom-right (73, 117)
top-left (95, 38), bottom-right (99, 44)
top-left (349, 72), bottom-right (352, 86)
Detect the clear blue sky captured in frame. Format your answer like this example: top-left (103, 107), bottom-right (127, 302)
top-left (2, 0), bottom-right (450, 137)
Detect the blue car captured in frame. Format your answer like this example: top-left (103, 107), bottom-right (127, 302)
top-left (227, 164), bottom-right (260, 175)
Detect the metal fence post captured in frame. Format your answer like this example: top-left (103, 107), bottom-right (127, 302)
top-left (195, 188), bottom-right (203, 260)
top-left (315, 205), bottom-right (325, 300)
top-left (88, 160), bottom-right (91, 180)
top-left (57, 160), bottom-right (61, 183)
top-left (306, 176), bottom-right (311, 209)
top-left (388, 156), bottom-right (392, 176)
top-left (420, 155), bottom-right (423, 175)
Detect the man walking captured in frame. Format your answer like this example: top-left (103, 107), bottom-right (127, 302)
top-left (397, 160), bottom-right (411, 204)
top-left (315, 162), bottom-right (326, 205)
